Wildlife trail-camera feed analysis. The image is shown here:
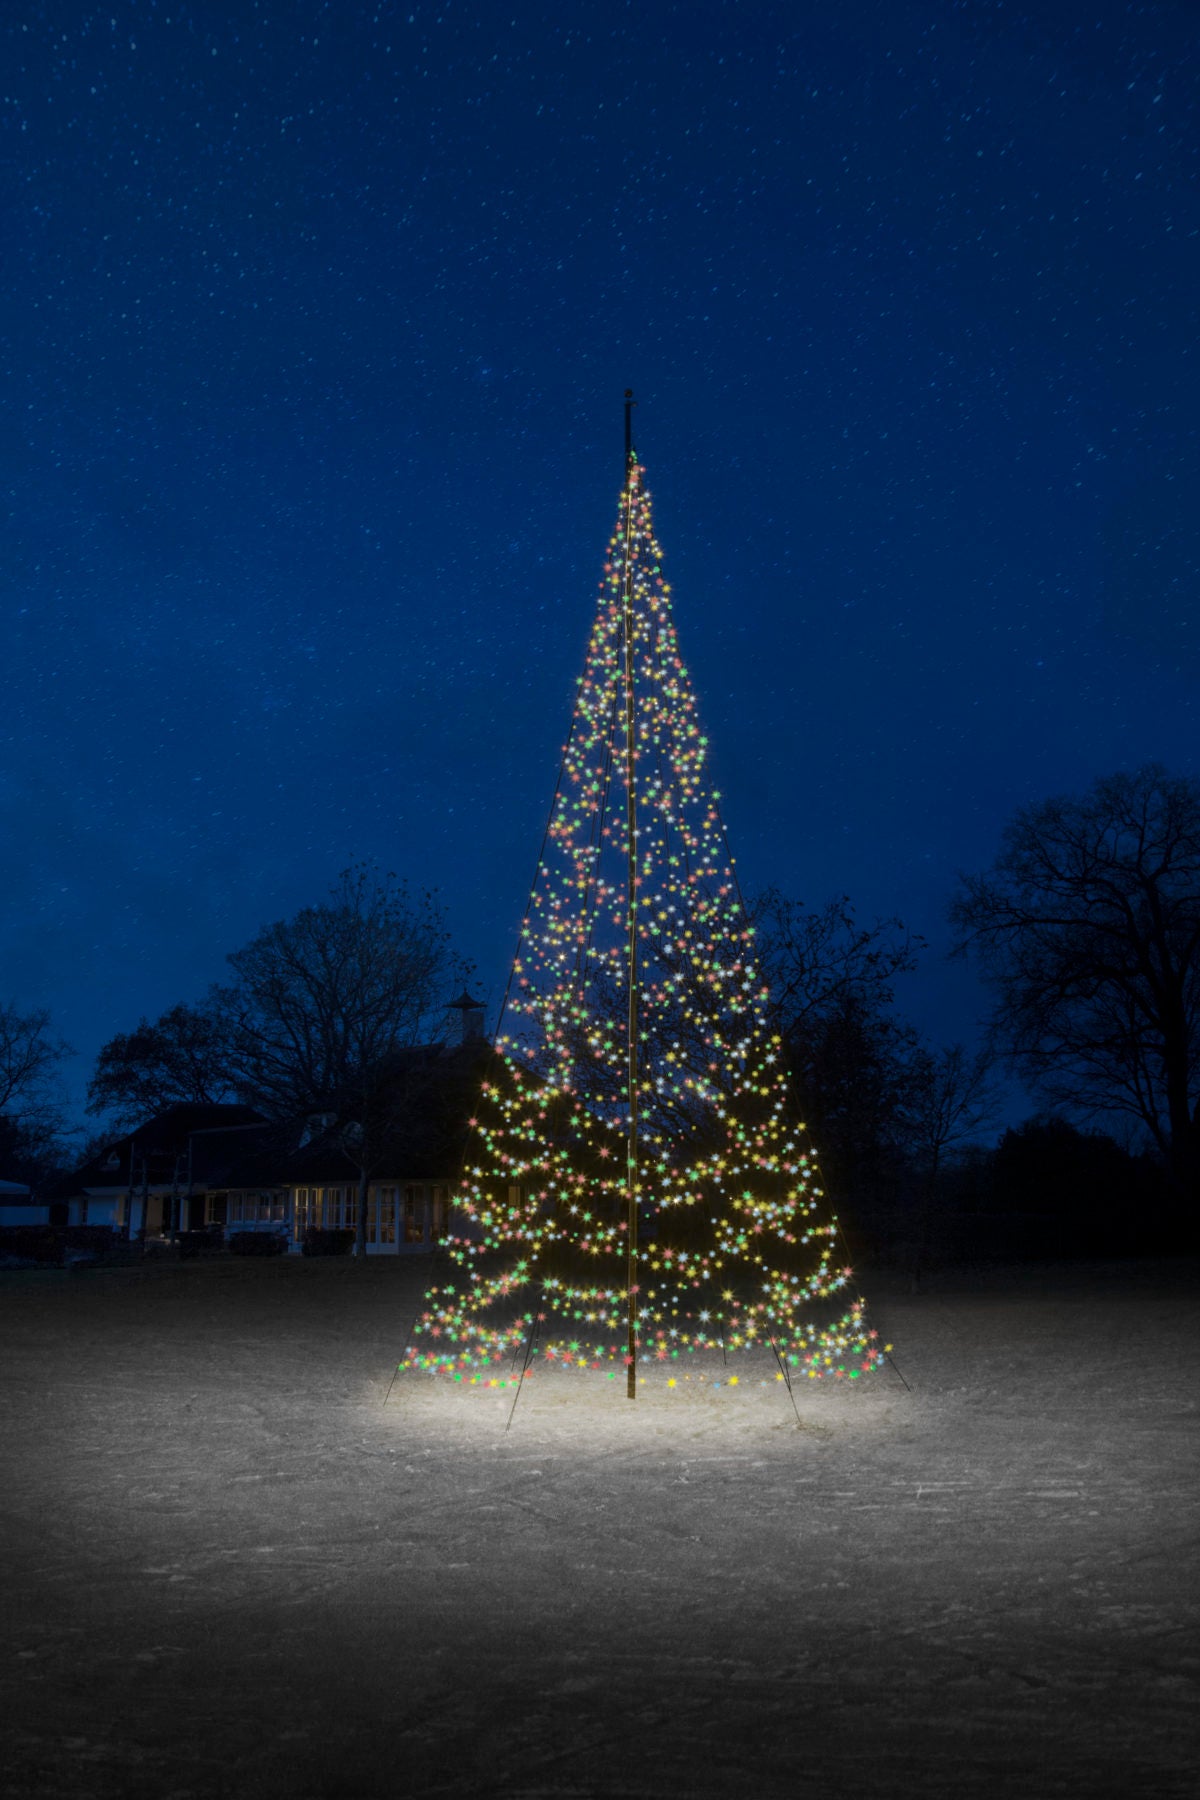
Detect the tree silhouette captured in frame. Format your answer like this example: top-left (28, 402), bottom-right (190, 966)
top-left (87, 1003), bottom-right (236, 1128)
top-left (951, 764), bottom-right (1200, 1221)
top-left (0, 1001), bottom-right (74, 1185)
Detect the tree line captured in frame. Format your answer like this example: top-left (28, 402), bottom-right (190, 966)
top-left (2, 764), bottom-right (1196, 1258)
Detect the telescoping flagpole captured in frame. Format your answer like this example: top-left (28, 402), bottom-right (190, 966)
top-left (622, 389), bottom-right (640, 1399)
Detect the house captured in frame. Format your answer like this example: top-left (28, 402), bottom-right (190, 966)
top-left (187, 1116), bottom-right (304, 1236)
top-left (49, 1022), bottom-right (495, 1254)
top-left (195, 1036), bottom-right (493, 1254)
top-left (48, 1103), bottom-right (268, 1235)
top-left (192, 1119), bottom-right (458, 1254)
top-left (0, 1177), bottom-right (38, 1226)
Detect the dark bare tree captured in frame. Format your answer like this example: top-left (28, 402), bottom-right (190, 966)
top-left (0, 1002), bottom-right (75, 1185)
top-left (751, 890), bottom-right (923, 1038)
top-left (86, 1003), bottom-right (237, 1129)
top-left (903, 1043), bottom-right (1002, 1288)
top-left (950, 764), bottom-right (1200, 1218)
top-left (751, 890), bottom-right (924, 1206)
top-left (219, 866), bottom-right (469, 1253)
top-left (221, 867), bottom-right (461, 1115)
top-left (0, 1109), bottom-right (78, 1190)
top-left (0, 1002), bottom-right (71, 1118)
top-left (904, 1044), bottom-right (1002, 1181)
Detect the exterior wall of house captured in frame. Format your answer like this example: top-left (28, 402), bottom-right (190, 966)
top-left (48, 1179), bottom-right (458, 1252)
top-left (0, 1200), bottom-right (48, 1226)
top-left (204, 1190), bottom-right (288, 1232)
top-left (290, 1182), bottom-right (452, 1253)
top-left (67, 1190), bottom-right (179, 1234)
top-left (69, 1192), bottom-right (123, 1228)
top-left (140, 1192), bottom-right (166, 1235)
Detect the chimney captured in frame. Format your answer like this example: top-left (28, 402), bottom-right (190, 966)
top-left (446, 990), bottom-right (486, 1045)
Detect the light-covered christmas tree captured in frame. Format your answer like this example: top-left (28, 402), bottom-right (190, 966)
top-left (404, 397), bottom-right (885, 1398)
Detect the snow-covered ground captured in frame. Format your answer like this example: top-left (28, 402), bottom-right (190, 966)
top-left (2, 1254), bottom-right (1197, 1798)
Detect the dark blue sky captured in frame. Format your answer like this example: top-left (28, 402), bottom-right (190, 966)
top-left (2, 0), bottom-right (1197, 1123)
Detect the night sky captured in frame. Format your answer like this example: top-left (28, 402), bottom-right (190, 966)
top-left (3, 0), bottom-right (1197, 1125)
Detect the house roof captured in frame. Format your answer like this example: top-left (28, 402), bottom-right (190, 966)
top-left (47, 1103), bottom-right (268, 1198)
top-left (48, 1042), bottom-right (503, 1198)
top-left (274, 1038), bottom-right (496, 1186)
top-left (188, 1118), bottom-right (308, 1189)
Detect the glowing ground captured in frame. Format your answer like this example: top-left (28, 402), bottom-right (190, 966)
top-left (2, 1254), bottom-right (1197, 1798)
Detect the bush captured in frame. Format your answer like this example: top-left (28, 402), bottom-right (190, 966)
top-left (0, 1224), bottom-right (62, 1266)
top-left (228, 1230), bottom-right (288, 1257)
top-left (989, 1117), bottom-right (1166, 1256)
top-left (301, 1226), bottom-right (355, 1258)
top-left (62, 1225), bottom-right (118, 1255)
top-left (179, 1225), bottom-right (225, 1260)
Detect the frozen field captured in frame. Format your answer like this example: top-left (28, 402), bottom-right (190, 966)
top-left (2, 1253), bottom-right (1197, 1799)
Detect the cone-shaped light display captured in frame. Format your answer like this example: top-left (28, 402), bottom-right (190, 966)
top-left (404, 409), bottom-right (885, 1396)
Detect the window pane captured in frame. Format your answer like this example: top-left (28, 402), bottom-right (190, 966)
top-left (370, 1188), bottom-right (396, 1244)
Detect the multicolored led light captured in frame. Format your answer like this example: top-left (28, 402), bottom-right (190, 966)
top-left (403, 440), bottom-right (886, 1396)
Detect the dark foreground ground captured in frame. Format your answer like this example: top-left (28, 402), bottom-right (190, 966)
top-left (2, 1254), bottom-right (1198, 1800)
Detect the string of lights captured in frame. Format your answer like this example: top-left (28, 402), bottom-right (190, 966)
top-left (403, 409), bottom-right (887, 1396)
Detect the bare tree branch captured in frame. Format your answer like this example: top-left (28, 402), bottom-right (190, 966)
top-left (0, 1002), bottom-right (76, 1185)
top-left (950, 764), bottom-right (1200, 1207)
top-left (87, 1003), bottom-right (237, 1128)
top-left (221, 866), bottom-right (466, 1122)
top-left (0, 1003), bottom-right (72, 1118)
